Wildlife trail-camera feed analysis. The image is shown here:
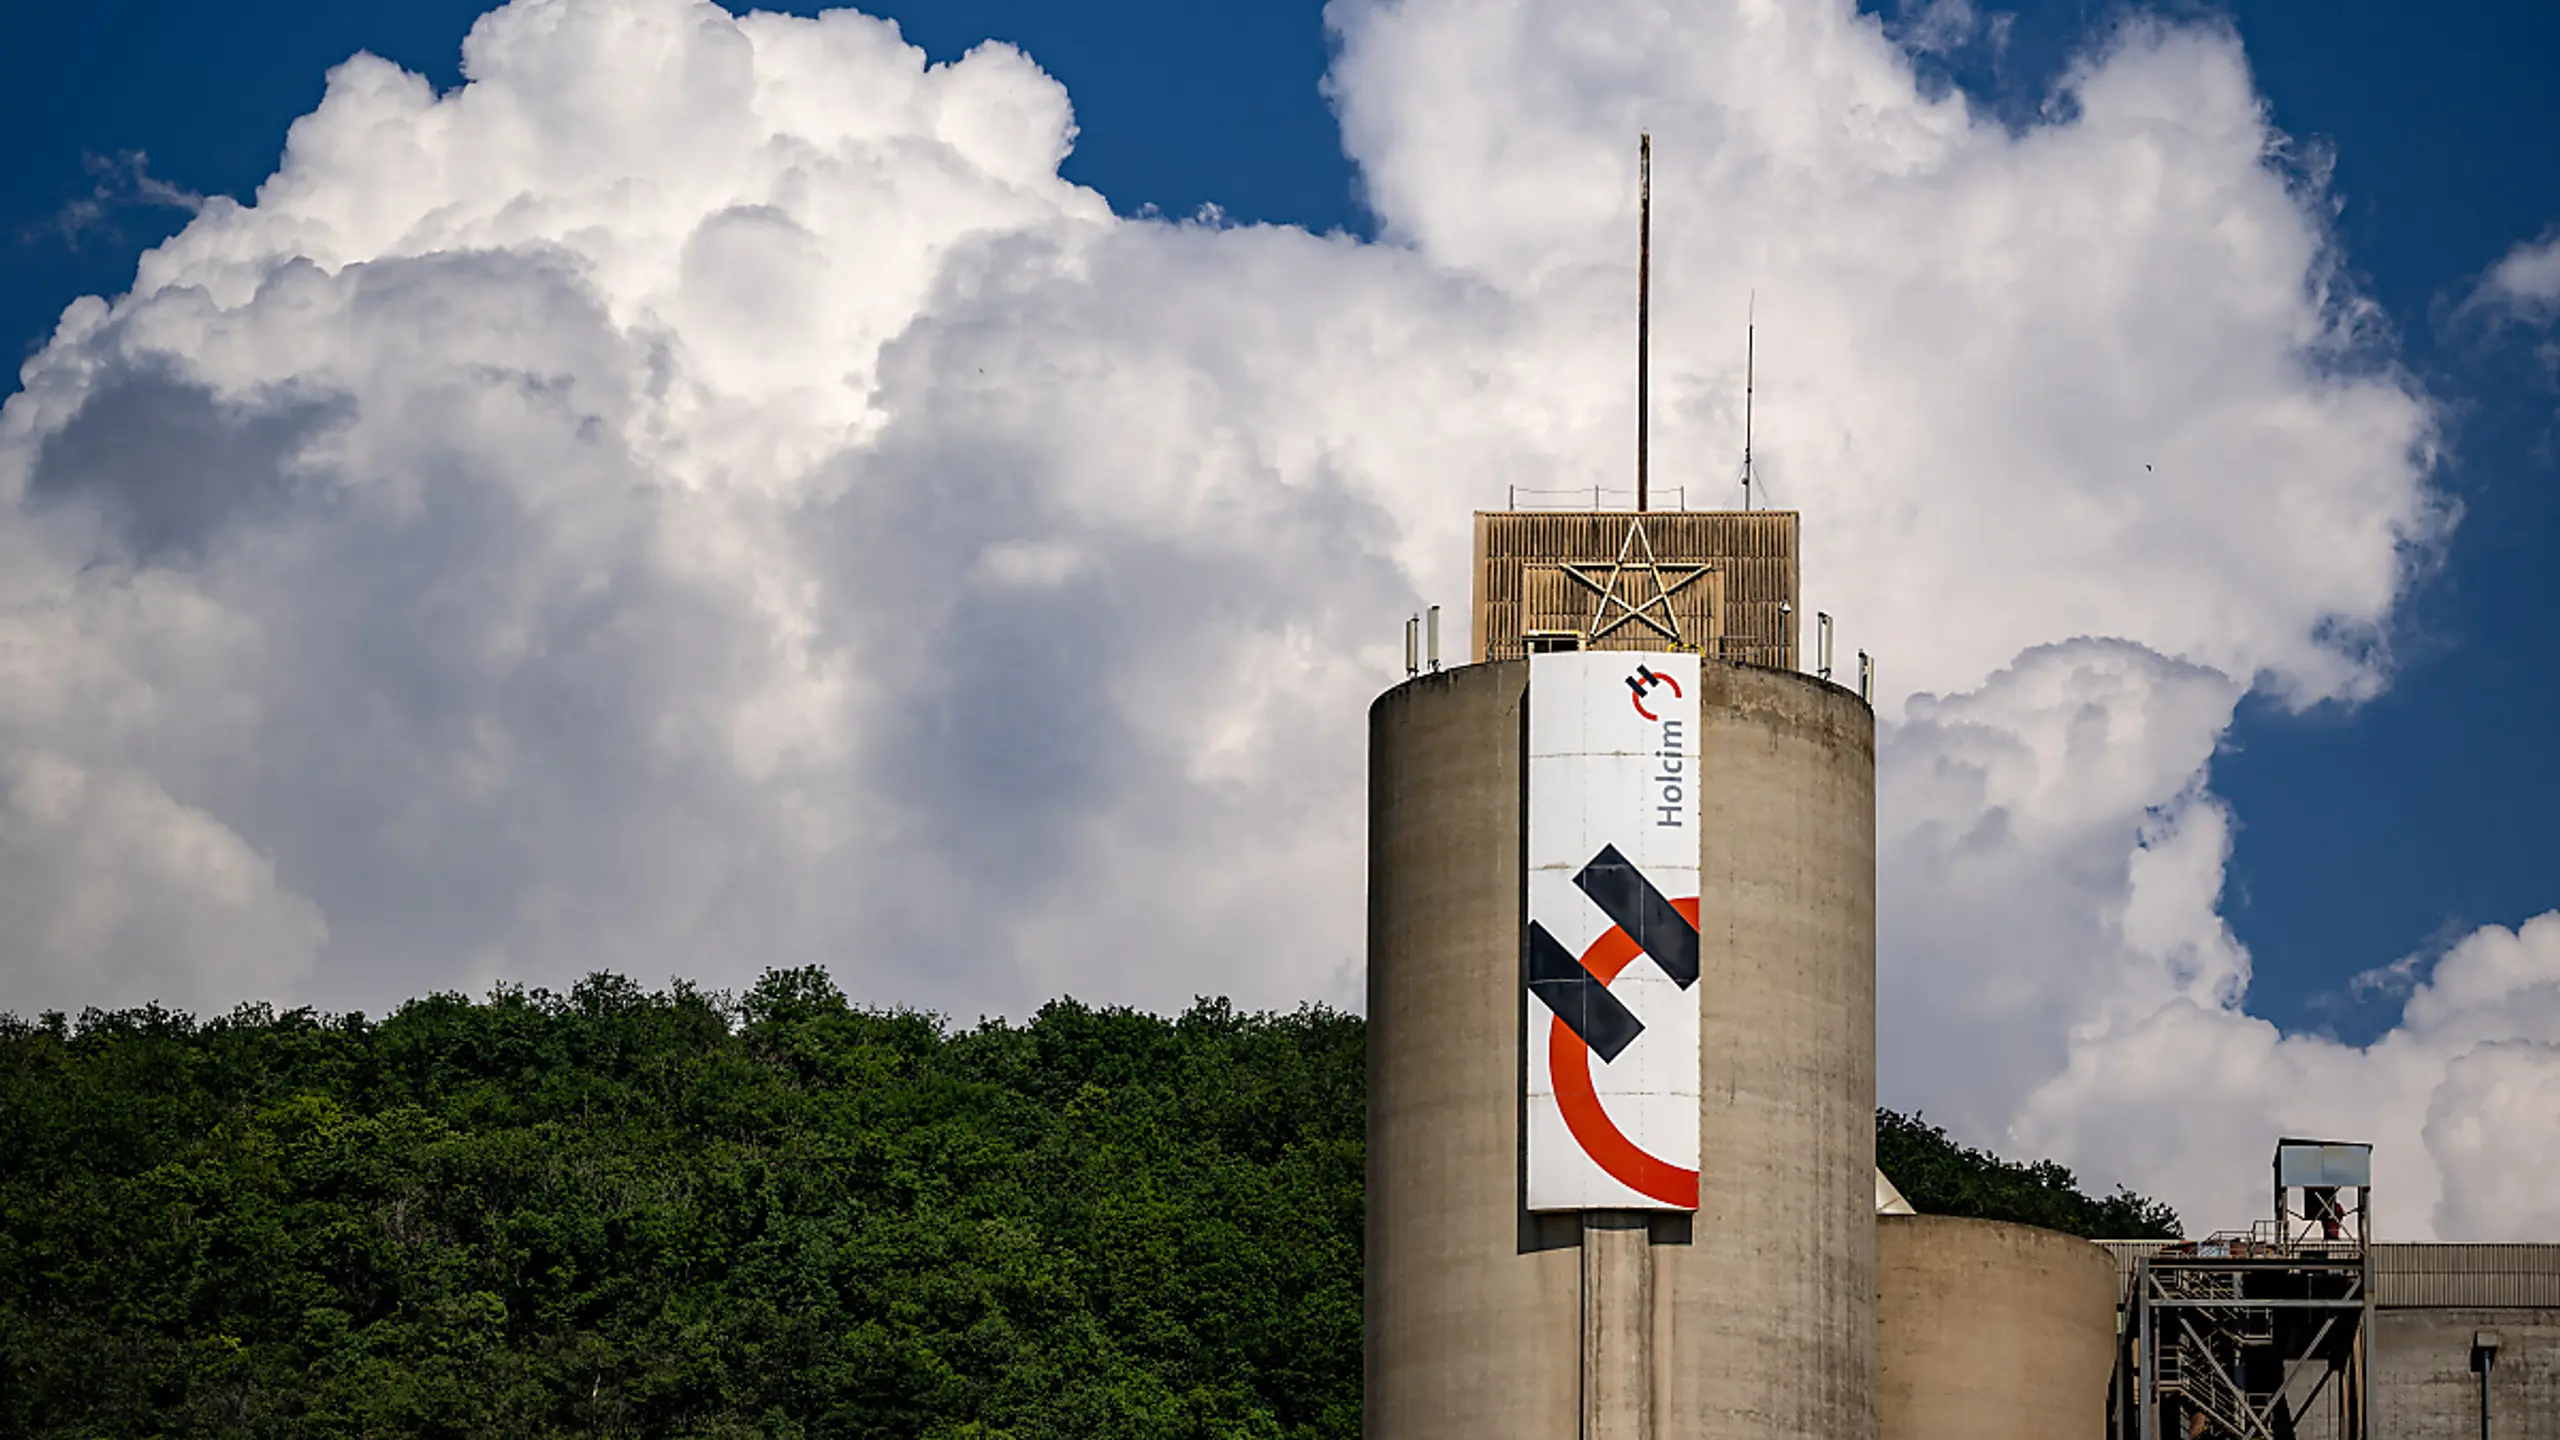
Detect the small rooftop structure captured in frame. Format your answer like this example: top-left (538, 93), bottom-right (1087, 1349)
top-left (1470, 508), bottom-right (1799, 668)
top-left (2275, 1137), bottom-right (2375, 1249)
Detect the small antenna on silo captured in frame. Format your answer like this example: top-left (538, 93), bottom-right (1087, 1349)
top-left (1858, 651), bottom-right (1874, 705)
top-left (1817, 612), bottom-right (1833, 681)
top-left (1405, 615), bottom-right (1420, 679)
top-left (1427, 605), bottom-right (1442, 672)
top-left (1636, 133), bottom-right (1652, 514)
top-left (1741, 291), bottom-right (1756, 512)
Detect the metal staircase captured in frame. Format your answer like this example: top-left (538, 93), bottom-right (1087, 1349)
top-left (2122, 1141), bottom-right (2375, 1440)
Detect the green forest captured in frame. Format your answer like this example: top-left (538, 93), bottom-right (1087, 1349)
top-left (1, 972), bottom-right (2176, 1439)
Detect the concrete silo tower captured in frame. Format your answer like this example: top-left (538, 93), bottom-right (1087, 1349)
top-left (1366, 505), bottom-right (1877, 1440)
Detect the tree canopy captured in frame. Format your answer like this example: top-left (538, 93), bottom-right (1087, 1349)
top-left (2, 972), bottom-right (2174, 1437)
top-left (1876, 1107), bottom-right (2182, 1240)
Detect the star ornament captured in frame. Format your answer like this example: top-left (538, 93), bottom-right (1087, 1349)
top-left (1561, 518), bottom-right (1713, 644)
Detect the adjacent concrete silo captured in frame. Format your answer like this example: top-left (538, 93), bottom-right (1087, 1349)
top-left (1875, 1214), bottom-right (2120, 1440)
top-left (1367, 636), bottom-right (1876, 1439)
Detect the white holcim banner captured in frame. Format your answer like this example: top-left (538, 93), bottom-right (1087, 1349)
top-left (1525, 651), bottom-right (1702, 1212)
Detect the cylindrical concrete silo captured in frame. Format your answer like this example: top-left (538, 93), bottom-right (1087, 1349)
top-left (1875, 1215), bottom-right (2121, 1440)
top-left (1367, 658), bottom-right (1876, 1440)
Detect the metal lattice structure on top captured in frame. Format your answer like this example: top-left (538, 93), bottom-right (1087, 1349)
top-left (2120, 1140), bottom-right (2376, 1440)
top-left (1471, 509), bottom-right (1798, 669)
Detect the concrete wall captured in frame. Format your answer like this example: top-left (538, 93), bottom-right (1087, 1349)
top-left (2372, 1309), bottom-right (2560, 1440)
top-left (1367, 659), bottom-right (1875, 1440)
top-left (1656, 661), bottom-right (1876, 1440)
top-left (1876, 1215), bottom-right (2118, 1440)
top-left (1368, 660), bottom-right (1579, 1439)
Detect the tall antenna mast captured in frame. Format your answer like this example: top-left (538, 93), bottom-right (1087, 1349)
top-left (1636, 133), bottom-right (1651, 513)
top-left (1742, 291), bottom-right (1755, 512)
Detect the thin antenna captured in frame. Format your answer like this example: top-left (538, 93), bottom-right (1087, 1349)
top-left (1742, 291), bottom-right (1755, 512)
top-left (1636, 133), bottom-right (1651, 514)
top-left (1858, 651), bottom-right (1874, 706)
top-left (1427, 605), bottom-right (1442, 673)
top-left (1405, 615), bottom-right (1420, 679)
top-left (1817, 612), bottom-right (1833, 681)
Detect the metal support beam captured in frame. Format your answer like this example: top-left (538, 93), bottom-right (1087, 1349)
top-left (2126, 1249), bottom-right (2368, 1440)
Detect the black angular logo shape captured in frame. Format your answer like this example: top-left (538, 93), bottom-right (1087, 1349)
top-left (1527, 920), bottom-right (1644, 1062)
top-left (1525, 845), bottom-right (1702, 1064)
top-left (1571, 844), bottom-right (1699, 989)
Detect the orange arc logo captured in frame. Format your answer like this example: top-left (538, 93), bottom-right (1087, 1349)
top-left (1548, 894), bottom-right (1701, 1208)
top-left (1627, 665), bottom-right (1684, 722)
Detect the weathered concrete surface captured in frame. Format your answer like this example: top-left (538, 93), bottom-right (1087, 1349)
top-left (1876, 1215), bottom-right (2117, 1440)
top-left (1657, 661), bottom-right (1877, 1440)
top-left (1368, 662), bottom-right (1577, 1440)
top-left (1368, 659), bottom-right (1876, 1440)
top-left (2371, 1309), bottom-right (2560, 1440)
top-left (1586, 1212), bottom-right (1654, 1440)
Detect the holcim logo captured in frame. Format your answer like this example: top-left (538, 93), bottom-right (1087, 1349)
top-left (1628, 665), bottom-right (1690, 830)
top-left (1624, 663), bottom-right (1682, 720)
top-left (1525, 844), bottom-right (1702, 1208)
top-left (1653, 723), bottom-right (1686, 831)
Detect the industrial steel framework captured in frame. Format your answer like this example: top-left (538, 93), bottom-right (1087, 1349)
top-left (2121, 1141), bottom-right (2376, 1440)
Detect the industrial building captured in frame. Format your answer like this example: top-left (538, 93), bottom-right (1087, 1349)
top-left (1365, 502), bottom-right (2557, 1439)
top-left (2101, 1143), bottom-right (2560, 1439)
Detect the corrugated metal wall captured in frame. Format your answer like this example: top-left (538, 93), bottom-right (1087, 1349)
top-left (1472, 510), bottom-right (1799, 669)
top-left (2094, 1243), bottom-right (2560, 1309)
top-left (2374, 1244), bottom-right (2560, 1308)
top-left (2095, 1241), bottom-right (2169, 1307)
top-left (1517, 562), bottom-right (1725, 657)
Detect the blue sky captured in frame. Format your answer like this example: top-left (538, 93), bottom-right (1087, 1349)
top-left (2, 0), bottom-right (2556, 1229)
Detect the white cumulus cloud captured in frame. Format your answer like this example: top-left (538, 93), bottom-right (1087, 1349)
top-left (2018, 913), bottom-right (2560, 1240)
top-left (2478, 231), bottom-right (2560, 318)
top-left (1, 0), bottom-right (2547, 1235)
